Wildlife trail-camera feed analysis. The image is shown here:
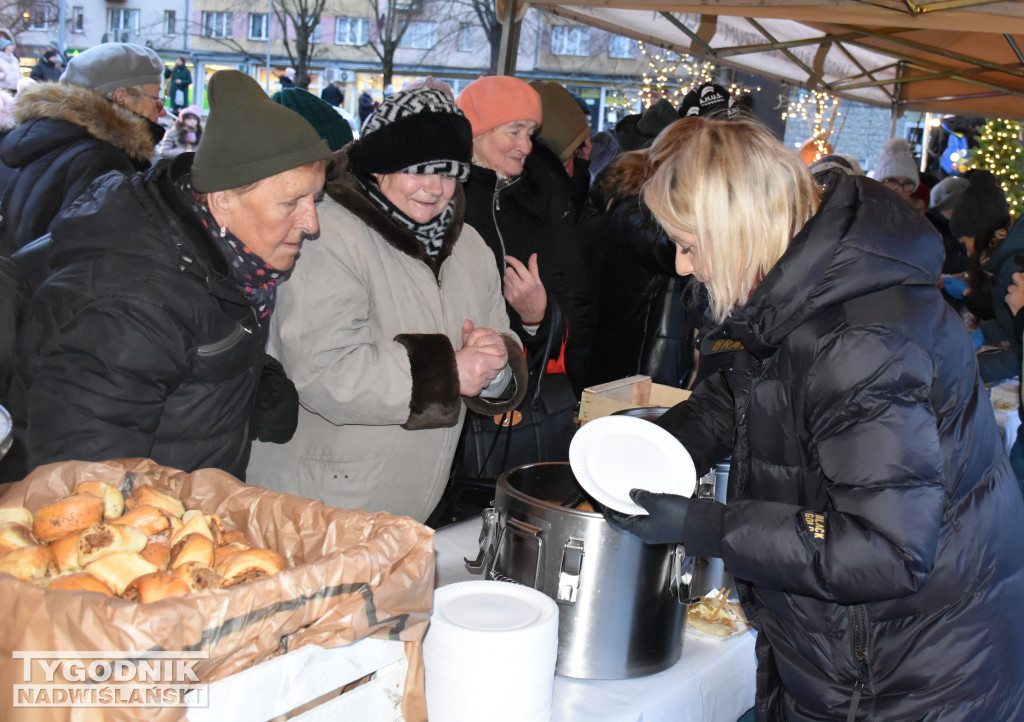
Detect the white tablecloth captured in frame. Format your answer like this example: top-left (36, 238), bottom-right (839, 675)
top-left (433, 517), bottom-right (757, 722)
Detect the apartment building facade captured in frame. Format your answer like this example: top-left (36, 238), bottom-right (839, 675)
top-left (8, 0), bottom-right (705, 131)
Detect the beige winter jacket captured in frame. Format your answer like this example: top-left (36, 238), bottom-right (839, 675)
top-left (247, 150), bottom-right (527, 522)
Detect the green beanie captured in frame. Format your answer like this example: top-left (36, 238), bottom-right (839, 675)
top-left (271, 87), bottom-right (354, 152)
top-left (192, 70), bottom-right (331, 193)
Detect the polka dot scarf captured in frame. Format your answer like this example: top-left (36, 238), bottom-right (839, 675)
top-left (177, 173), bottom-right (285, 319)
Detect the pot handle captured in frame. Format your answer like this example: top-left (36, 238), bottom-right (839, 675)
top-left (669, 545), bottom-right (695, 603)
top-left (499, 517), bottom-right (546, 589)
top-left (465, 507), bottom-right (500, 572)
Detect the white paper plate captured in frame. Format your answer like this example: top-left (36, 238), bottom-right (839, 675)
top-left (569, 415), bottom-right (696, 515)
top-left (433, 581), bottom-right (557, 633)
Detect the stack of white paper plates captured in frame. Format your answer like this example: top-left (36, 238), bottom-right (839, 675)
top-left (424, 580), bottom-right (559, 722)
top-left (569, 415), bottom-right (697, 515)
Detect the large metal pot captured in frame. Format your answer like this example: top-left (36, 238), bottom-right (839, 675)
top-left (468, 462), bottom-right (692, 680)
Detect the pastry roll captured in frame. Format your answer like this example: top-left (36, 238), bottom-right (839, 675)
top-left (77, 523), bottom-right (148, 566)
top-left (32, 494), bottom-right (104, 543)
top-left (84, 551), bottom-right (158, 596)
top-left (216, 549), bottom-right (285, 587)
top-left (169, 533), bottom-right (214, 569)
top-left (122, 571), bottom-right (191, 603)
top-left (0, 545), bottom-right (57, 581)
top-left (49, 572), bottom-right (115, 596)
top-left (73, 480), bottom-right (125, 520)
top-left (125, 486), bottom-right (185, 518)
top-left (0, 522), bottom-right (37, 557)
top-left (171, 561), bottom-right (222, 592)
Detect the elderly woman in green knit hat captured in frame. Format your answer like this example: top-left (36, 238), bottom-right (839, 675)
top-left (6, 70), bottom-right (331, 482)
top-left (246, 87), bottom-right (528, 523)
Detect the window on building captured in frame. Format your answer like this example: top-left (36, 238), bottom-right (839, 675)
top-left (334, 16), bottom-right (368, 46)
top-left (249, 13), bottom-right (268, 40)
top-left (71, 6), bottom-right (84, 33)
top-left (458, 23), bottom-right (474, 52)
top-left (108, 8), bottom-right (140, 40)
top-left (202, 11), bottom-right (233, 39)
top-left (305, 18), bottom-right (321, 43)
top-left (608, 34), bottom-right (637, 59)
top-left (400, 21), bottom-right (437, 50)
top-left (551, 25), bottom-right (590, 56)
top-left (26, 5), bottom-right (52, 30)
top-left (164, 10), bottom-right (176, 36)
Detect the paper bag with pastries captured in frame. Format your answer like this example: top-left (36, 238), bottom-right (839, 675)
top-left (0, 458), bottom-right (434, 722)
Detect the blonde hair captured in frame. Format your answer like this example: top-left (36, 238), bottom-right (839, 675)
top-left (643, 117), bottom-right (820, 322)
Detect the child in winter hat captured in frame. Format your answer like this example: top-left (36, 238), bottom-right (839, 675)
top-left (873, 137), bottom-right (920, 194)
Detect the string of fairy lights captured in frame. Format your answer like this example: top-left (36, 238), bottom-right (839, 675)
top-left (601, 42), bottom-right (759, 113)
top-left (783, 89), bottom-right (841, 163)
top-left (594, 42), bottom-right (1022, 216)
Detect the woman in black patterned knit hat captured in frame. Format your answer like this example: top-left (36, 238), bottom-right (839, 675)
top-left (246, 87), bottom-right (528, 524)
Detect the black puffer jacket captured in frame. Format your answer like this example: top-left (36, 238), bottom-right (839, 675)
top-left (464, 158), bottom-right (593, 392)
top-left (9, 155), bottom-right (268, 479)
top-left (0, 82), bottom-right (156, 256)
top-left (659, 175), bottom-right (1024, 721)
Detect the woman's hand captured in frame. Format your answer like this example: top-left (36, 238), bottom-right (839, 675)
top-left (504, 253), bottom-right (546, 324)
top-left (1005, 271), bottom-right (1024, 315)
top-left (456, 320), bottom-right (508, 396)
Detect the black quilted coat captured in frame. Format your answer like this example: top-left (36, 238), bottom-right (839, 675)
top-left (658, 174), bottom-right (1024, 721)
top-left (9, 155), bottom-right (267, 479)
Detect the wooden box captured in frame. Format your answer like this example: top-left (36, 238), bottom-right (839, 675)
top-left (187, 638), bottom-right (408, 722)
top-left (577, 375), bottom-right (690, 424)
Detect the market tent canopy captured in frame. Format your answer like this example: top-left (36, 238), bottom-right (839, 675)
top-left (509, 0), bottom-right (1024, 118)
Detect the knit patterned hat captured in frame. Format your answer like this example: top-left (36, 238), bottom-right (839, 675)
top-left (950, 170), bottom-right (1010, 241)
top-left (679, 83), bottom-right (738, 119)
top-left (272, 87), bottom-right (354, 151)
top-left (191, 70), bottom-right (331, 193)
top-left (60, 43), bottom-right (162, 96)
top-left (456, 76), bottom-right (542, 138)
top-left (352, 88), bottom-right (472, 181)
top-left (529, 80), bottom-right (589, 163)
top-left (873, 137), bottom-right (919, 191)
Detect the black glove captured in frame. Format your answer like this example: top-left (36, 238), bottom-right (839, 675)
top-left (604, 489), bottom-right (690, 544)
top-left (250, 355), bottom-right (299, 444)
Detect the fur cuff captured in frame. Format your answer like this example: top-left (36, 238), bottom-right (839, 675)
top-left (464, 335), bottom-right (528, 415)
top-left (395, 333), bottom-right (461, 430)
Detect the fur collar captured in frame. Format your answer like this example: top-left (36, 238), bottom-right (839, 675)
top-left (324, 145), bottom-right (466, 277)
top-left (14, 82), bottom-right (157, 162)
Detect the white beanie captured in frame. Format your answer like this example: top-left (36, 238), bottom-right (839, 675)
top-left (873, 137), bottom-right (919, 191)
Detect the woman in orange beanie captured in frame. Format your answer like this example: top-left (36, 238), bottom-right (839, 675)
top-left (456, 76), bottom-right (593, 400)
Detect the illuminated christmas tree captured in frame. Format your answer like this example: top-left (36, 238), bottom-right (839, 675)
top-left (968, 118), bottom-right (1023, 218)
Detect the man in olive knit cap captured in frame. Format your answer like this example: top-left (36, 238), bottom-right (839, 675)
top-left (6, 69), bottom-right (330, 482)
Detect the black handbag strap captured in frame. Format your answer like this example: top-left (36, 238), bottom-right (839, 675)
top-left (528, 300), bottom-right (564, 407)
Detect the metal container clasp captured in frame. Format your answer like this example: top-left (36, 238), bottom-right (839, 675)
top-left (556, 539), bottom-right (585, 605)
top-left (465, 507), bottom-right (500, 572)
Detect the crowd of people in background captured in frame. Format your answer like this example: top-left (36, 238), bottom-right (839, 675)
top-left (0, 37), bottom-right (1021, 722)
